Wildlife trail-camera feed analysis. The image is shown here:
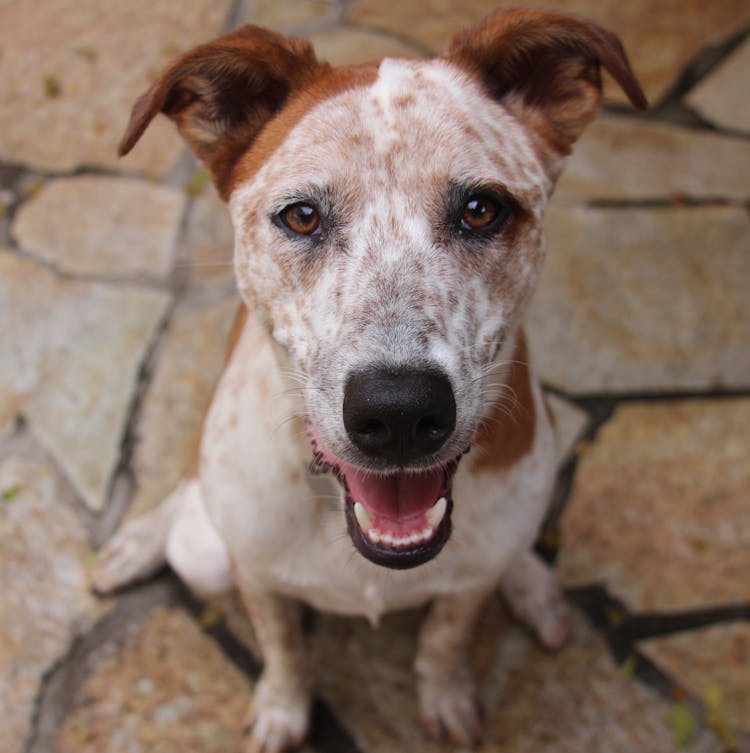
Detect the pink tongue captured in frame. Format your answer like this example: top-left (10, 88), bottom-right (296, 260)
top-left (343, 463), bottom-right (444, 522)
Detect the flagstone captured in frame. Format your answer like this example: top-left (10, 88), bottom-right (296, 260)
top-left (347, 0), bottom-right (750, 103)
top-left (527, 206), bottom-right (750, 395)
top-left (55, 607), bottom-right (252, 753)
top-left (12, 175), bottom-right (185, 279)
top-left (242, 0), bottom-right (338, 31)
top-left (309, 26), bottom-right (423, 67)
top-left (0, 251), bottom-right (171, 510)
top-left (180, 185), bottom-right (236, 292)
top-left (556, 117), bottom-right (750, 202)
top-left (0, 0), bottom-right (232, 176)
top-left (312, 602), bottom-right (721, 752)
top-left (688, 39), bottom-right (750, 134)
top-left (0, 447), bottom-right (107, 753)
top-left (558, 399), bottom-right (750, 611)
top-left (128, 296), bottom-right (238, 520)
top-left (641, 623), bottom-right (750, 735)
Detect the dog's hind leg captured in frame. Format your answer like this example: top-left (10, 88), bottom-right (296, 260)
top-left (92, 478), bottom-right (232, 598)
top-left (499, 548), bottom-right (570, 652)
top-left (91, 484), bottom-right (183, 594)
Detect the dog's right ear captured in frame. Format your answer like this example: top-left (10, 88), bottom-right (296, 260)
top-left (119, 25), bottom-right (326, 197)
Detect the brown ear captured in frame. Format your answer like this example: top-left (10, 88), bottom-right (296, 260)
top-left (446, 9), bottom-right (646, 154)
top-left (119, 25), bottom-right (327, 197)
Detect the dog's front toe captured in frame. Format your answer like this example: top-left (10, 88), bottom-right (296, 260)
top-left (243, 682), bottom-right (309, 753)
top-left (419, 671), bottom-right (482, 747)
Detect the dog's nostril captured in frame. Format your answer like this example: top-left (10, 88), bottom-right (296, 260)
top-left (343, 368), bottom-right (456, 463)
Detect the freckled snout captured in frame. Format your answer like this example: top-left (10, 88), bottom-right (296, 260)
top-left (343, 369), bottom-right (456, 464)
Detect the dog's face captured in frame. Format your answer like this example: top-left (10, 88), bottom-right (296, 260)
top-left (120, 10), bottom-right (645, 570)
top-left (228, 60), bottom-right (551, 567)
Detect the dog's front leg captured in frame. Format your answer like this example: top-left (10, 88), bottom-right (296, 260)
top-left (415, 587), bottom-right (491, 746)
top-left (239, 589), bottom-right (310, 753)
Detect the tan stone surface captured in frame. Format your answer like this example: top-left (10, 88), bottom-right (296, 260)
top-left (56, 607), bottom-right (251, 753)
top-left (688, 39), bottom-right (750, 133)
top-left (556, 117), bottom-right (750, 202)
top-left (642, 623), bottom-right (750, 734)
top-left (12, 175), bottom-right (185, 279)
top-left (0, 451), bottom-right (106, 753)
top-left (0, 0), bottom-right (232, 175)
top-left (312, 602), bottom-right (721, 752)
top-left (545, 392), bottom-right (590, 466)
top-left (559, 399), bottom-right (750, 611)
top-left (180, 185), bottom-right (236, 292)
top-left (310, 26), bottom-right (423, 67)
top-left (348, 0), bottom-right (750, 103)
top-left (527, 206), bottom-right (750, 394)
top-left (243, 0), bottom-right (338, 30)
top-left (129, 296), bottom-right (238, 519)
top-left (0, 251), bottom-right (171, 510)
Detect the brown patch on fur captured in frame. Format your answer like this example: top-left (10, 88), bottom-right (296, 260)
top-left (224, 303), bottom-right (249, 365)
top-left (118, 25), bottom-right (331, 198)
top-left (229, 64), bottom-right (379, 194)
top-left (445, 9), bottom-right (646, 156)
top-left (472, 332), bottom-right (536, 472)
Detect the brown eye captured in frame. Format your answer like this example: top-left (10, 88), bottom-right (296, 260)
top-left (461, 195), bottom-right (499, 230)
top-left (280, 202), bottom-right (321, 236)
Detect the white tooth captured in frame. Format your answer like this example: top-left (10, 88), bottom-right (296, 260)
top-left (381, 532), bottom-right (394, 546)
top-left (354, 502), bottom-right (373, 532)
top-left (421, 527), bottom-right (433, 541)
top-left (425, 497), bottom-right (447, 528)
top-left (409, 532), bottom-right (421, 545)
top-left (369, 529), bottom-right (381, 544)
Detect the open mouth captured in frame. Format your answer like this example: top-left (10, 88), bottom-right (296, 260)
top-left (309, 427), bottom-right (464, 569)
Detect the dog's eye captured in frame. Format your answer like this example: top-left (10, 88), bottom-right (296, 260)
top-left (461, 194), bottom-right (507, 232)
top-left (279, 202), bottom-right (321, 236)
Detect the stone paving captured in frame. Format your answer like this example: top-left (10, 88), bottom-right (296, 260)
top-left (0, 1), bottom-right (748, 752)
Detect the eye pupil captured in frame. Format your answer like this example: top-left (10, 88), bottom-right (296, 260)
top-left (462, 196), bottom-right (499, 230)
top-left (281, 202), bottom-right (320, 235)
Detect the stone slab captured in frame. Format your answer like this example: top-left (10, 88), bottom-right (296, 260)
top-left (688, 39), bottom-right (750, 134)
top-left (129, 296), bottom-right (238, 520)
top-left (348, 0), bottom-right (750, 103)
top-left (0, 0), bottom-right (232, 176)
top-left (0, 446), bottom-right (106, 753)
top-left (642, 622), bottom-right (750, 736)
top-left (180, 185), bottom-right (236, 292)
top-left (12, 175), bottom-right (185, 279)
top-left (242, 0), bottom-right (338, 31)
top-left (55, 607), bottom-right (252, 753)
top-left (545, 392), bottom-right (590, 467)
top-left (311, 601), bottom-right (721, 752)
top-left (0, 251), bottom-right (171, 510)
top-left (309, 26), bottom-right (423, 67)
top-left (559, 399), bottom-right (750, 611)
top-left (556, 117), bottom-right (750, 202)
top-left (527, 206), bottom-right (750, 395)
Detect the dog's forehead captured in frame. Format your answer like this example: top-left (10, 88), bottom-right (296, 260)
top-left (230, 58), bottom-right (549, 209)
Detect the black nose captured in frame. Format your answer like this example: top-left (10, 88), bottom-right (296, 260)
top-left (343, 369), bottom-right (456, 463)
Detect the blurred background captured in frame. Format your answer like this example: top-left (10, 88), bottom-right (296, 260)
top-left (0, 1), bottom-right (748, 752)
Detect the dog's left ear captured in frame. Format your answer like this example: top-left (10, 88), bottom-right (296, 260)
top-left (118, 25), bottom-right (327, 196)
top-left (446, 9), bottom-right (646, 156)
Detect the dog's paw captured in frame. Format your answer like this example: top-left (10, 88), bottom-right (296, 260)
top-left (90, 514), bottom-right (168, 595)
top-left (243, 681), bottom-right (309, 753)
top-left (418, 668), bottom-right (482, 747)
top-left (500, 551), bottom-right (570, 652)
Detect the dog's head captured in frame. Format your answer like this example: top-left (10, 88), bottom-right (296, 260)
top-left (122, 10), bottom-right (645, 570)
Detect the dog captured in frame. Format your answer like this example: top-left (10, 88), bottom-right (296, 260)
top-left (92, 8), bottom-right (645, 751)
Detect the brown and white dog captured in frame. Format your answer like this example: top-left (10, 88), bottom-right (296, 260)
top-left (93, 9), bottom-right (645, 751)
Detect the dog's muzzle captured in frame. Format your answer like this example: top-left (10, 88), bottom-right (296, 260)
top-left (310, 368), bottom-right (465, 570)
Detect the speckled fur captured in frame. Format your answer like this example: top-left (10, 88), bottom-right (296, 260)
top-left (94, 11), bottom-right (645, 751)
